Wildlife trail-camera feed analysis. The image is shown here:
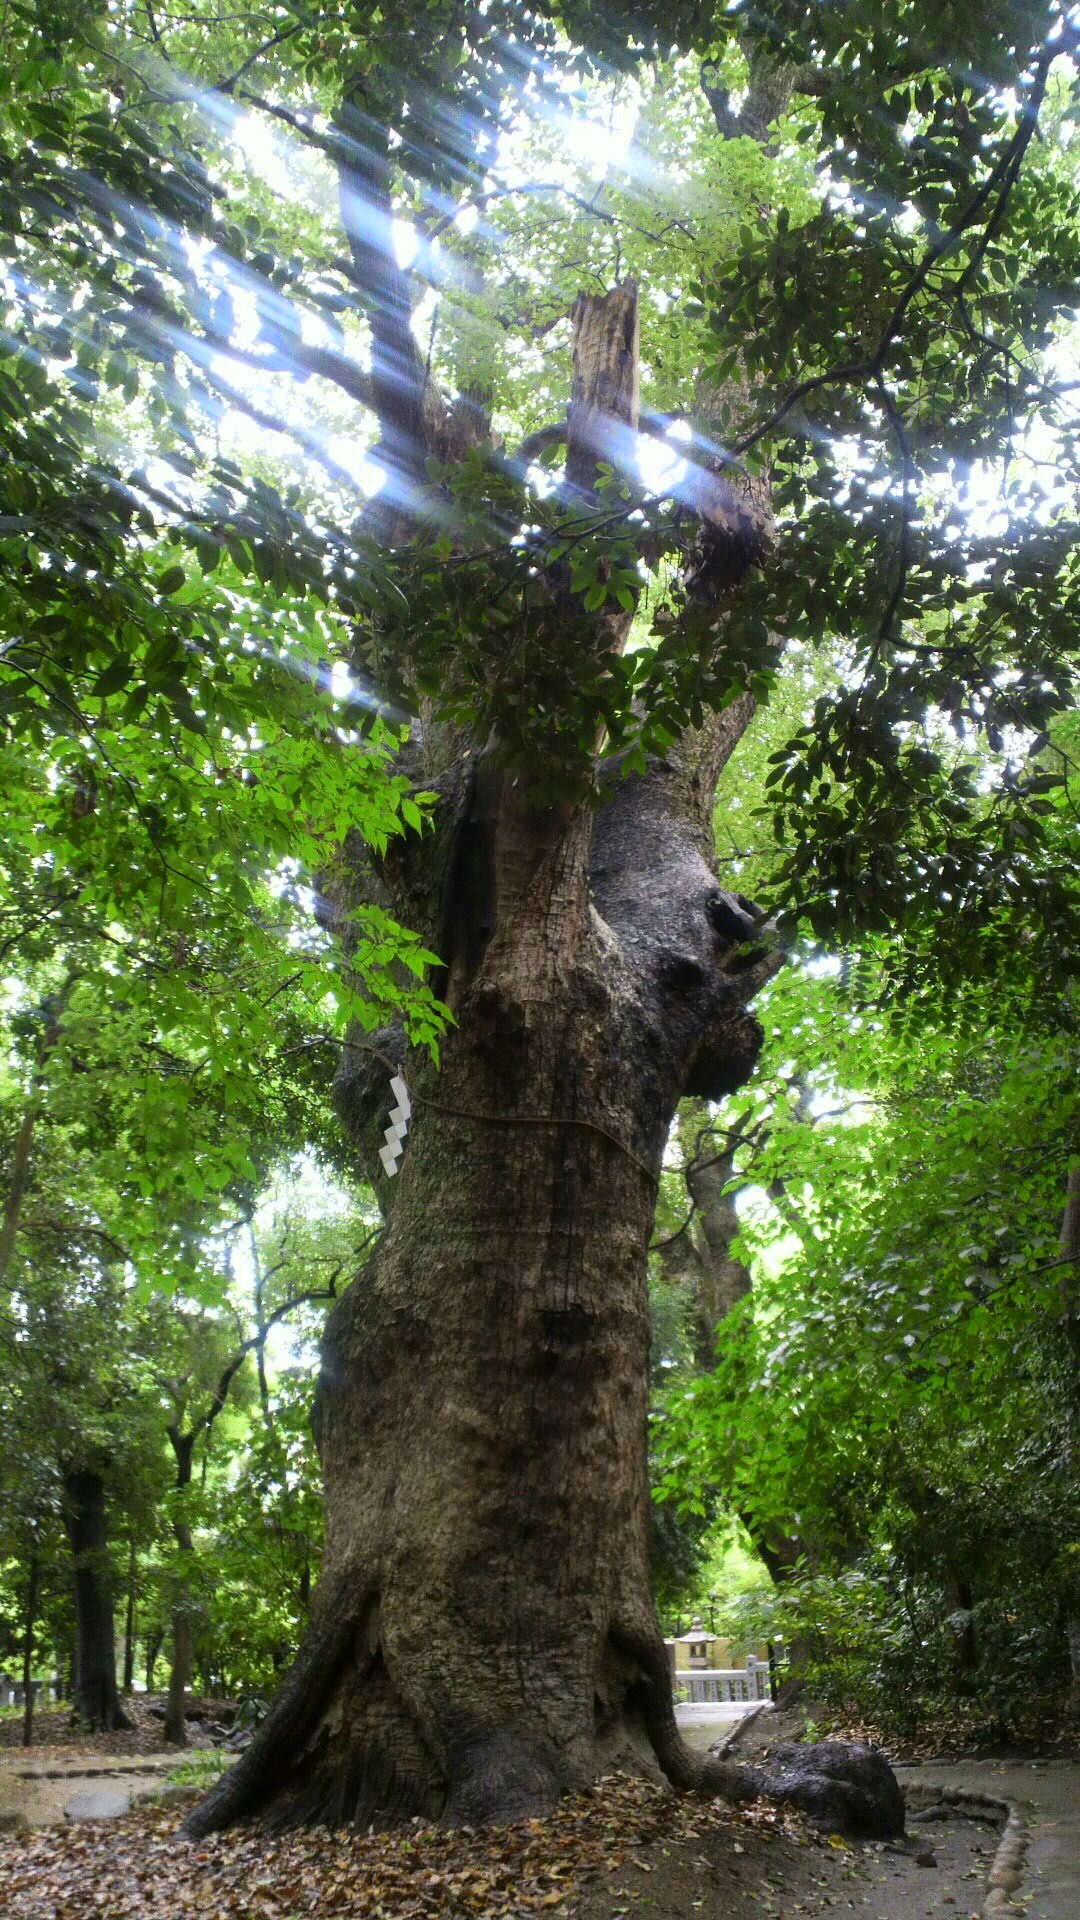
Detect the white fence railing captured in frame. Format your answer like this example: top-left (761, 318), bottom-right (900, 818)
top-left (0, 1676), bottom-right (61, 1708)
top-left (677, 1657), bottom-right (770, 1705)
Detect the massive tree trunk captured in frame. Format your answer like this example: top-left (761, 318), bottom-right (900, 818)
top-left (190, 693), bottom-right (775, 1833)
top-left (63, 1467), bottom-right (131, 1732)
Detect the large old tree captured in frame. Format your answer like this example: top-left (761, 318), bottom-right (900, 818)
top-left (192, 212), bottom-right (783, 1827)
top-left (4, 0), bottom-right (1078, 1830)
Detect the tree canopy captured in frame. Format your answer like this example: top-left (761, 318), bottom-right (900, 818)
top-left (4, 2), bottom-right (1078, 957)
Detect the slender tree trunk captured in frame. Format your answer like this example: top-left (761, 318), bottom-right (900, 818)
top-left (165, 1593), bottom-right (193, 1747)
top-left (123, 1540), bottom-right (137, 1696)
top-left (250, 1222), bottom-right (272, 1417)
top-left (944, 1569), bottom-right (979, 1684)
top-left (21, 1553), bottom-right (39, 1748)
top-left (145, 1629), bottom-right (162, 1696)
top-left (63, 1467), bottom-right (131, 1731)
top-left (658, 1103), bottom-right (816, 1693)
top-left (164, 1430), bottom-right (196, 1746)
top-left (0, 1105), bottom-right (36, 1289)
top-left (0, 977), bottom-right (76, 1285)
top-left (1058, 1166), bottom-right (1080, 1713)
top-left (1060, 1163), bottom-right (1080, 1366)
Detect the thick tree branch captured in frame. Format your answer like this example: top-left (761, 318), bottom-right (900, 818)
top-left (332, 101), bottom-right (431, 511)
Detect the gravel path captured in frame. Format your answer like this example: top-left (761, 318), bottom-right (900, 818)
top-left (0, 1753), bottom-right (179, 1829)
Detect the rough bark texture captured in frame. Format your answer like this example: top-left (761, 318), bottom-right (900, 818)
top-left (62, 1468), bottom-right (131, 1733)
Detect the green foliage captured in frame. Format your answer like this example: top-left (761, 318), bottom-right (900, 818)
top-left (5, 0), bottom-right (1076, 959)
top-left (1, 0), bottom-right (1078, 1734)
top-left (695, 3), bottom-right (1080, 971)
top-left (654, 933), bottom-right (1080, 1724)
top-left (164, 1747), bottom-right (230, 1790)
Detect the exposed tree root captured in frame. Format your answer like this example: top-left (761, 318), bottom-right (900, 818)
top-left (182, 1580), bottom-right (370, 1838)
top-left (185, 1596), bottom-right (761, 1839)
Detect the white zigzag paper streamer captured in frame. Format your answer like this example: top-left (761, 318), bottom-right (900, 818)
top-left (378, 1073), bottom-right (412, 1177)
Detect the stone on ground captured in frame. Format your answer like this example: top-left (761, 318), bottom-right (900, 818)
top-left (759, 1740), bottom-right (906, 1839)
top-left (64, 1784), bottom-right (136, 1820)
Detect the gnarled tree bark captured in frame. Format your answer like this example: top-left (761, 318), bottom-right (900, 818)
top-left (189, 753), bottom-right (773, 1832)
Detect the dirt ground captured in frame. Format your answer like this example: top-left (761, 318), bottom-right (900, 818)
top-left (0, 1698), bottom-right (1031, 1920)
top-left (0, 1771), bottom-right (1002, 1920)
top-left (0, 1697), bottom-right (217, 1760)
top-left (0, 1754), bottom-right (182, 1830)
top-left (573, 1806), bottom-right (997, 1920)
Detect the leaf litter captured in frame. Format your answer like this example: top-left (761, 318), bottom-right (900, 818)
top-left (0, 1768), bottom-right (999, 1920)
top-left (0, 1772), bottom-right (818, 1920)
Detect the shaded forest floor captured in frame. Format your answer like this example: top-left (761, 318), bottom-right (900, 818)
top-left (0, 1770), bottom-right (1001, 1920)
top-left (721, 1698), bottom-right (1080, 1768)
top-left (0, 1697), bottom-right (218, 1759)
top-left (6, 1695), bottom-right (1079, 1916)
